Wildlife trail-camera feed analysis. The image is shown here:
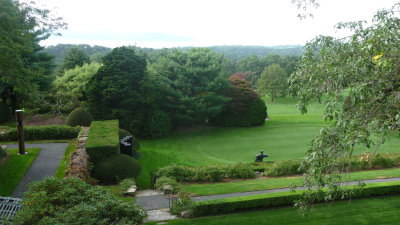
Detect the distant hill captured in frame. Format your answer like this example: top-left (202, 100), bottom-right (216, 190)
top-left (43, 44), bottom-right (303, 64)
top-left (180, 45), bottom-right (303, 62)
top-left (43, 44), bottom-right (112, 64)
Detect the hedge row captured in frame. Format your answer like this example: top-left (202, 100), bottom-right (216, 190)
top-left (86, 120), bottom-right (119, 163)
top-left (0, 125), bottom-right (80, 141)
top-left (157, 153), bottom-right (400, 182)
top-left (191, 181), bottom-right (400, 217)
top-left (156, 163), bottom-right (256, 182)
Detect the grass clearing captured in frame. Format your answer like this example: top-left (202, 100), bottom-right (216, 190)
top-left (54, 140), bottom-right (77, 178)
top-left (181, 167), bottom-right (400, 196)
top-left (149, 195), bottom-right (400, 225)
top-left (0, 148), bottom-right (40, 196)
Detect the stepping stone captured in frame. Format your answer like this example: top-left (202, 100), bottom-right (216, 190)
top-left (143, 209), bottom-right (177, 223)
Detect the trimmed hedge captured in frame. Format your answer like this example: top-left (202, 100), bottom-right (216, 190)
top-left (92, 154), bottom-right (141, 184)
top-left (0, 125), bottom-right (80, 141)
top-left (65, 107), bottom-right (93, 127)
top-left (86, 120), bottom-right (119, 163)
top-left (191, 181), bottom-right (400, 217)
top-left (156, 153), bottom-right (400, 183)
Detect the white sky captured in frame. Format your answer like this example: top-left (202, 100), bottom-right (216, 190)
top-left (37, 0), bottom-right (400, 48)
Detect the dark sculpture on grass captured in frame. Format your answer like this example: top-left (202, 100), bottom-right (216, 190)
top-left (255, 150), bottom-right (269, 162)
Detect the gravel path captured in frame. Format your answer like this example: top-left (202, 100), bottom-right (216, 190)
top-left (8, 143), bottom-right (68, 198)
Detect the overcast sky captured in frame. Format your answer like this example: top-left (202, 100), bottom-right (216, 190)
top-left (37, 0), bottom-right (399, 48)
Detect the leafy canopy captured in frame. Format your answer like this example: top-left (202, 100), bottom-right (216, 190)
top-left (289, 3), bottom-right (400, 213)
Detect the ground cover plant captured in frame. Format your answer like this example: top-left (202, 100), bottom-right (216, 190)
top-left (0, 148), bottom-right (40, 196)
top-left (145, 195), bottom-right (400, 225)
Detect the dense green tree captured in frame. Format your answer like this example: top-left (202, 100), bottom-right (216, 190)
top-left (257, 64), bottom-right (287, 101)
top-left (212, 73), bottom-right (267, 126)
top-left (0, 0), bottom-right (65, 112)
top-left (85, 47), bottom-right (147, 132)
top-left (148, 48), bottom-right (230, 125)
top-left (57, 48), bottom-right (90, 75)
top-left (289, 3), bottom-right (400, 212)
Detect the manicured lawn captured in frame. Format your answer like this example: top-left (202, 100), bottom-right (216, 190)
top-left (146, 195), bottom-right (400, 225)
top-left (0, 148), bottom-right (40, 196)
top-left (137, 96), bottom-right (400, 188)
top-left (54, 141), bottom-right (77, 178)
top-left (137, 119), bottom-right (326, 188)
top-left (181, 167), bottom-right (400, 196)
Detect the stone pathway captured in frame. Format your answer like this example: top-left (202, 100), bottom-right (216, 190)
top-left (8, 143), bottom-right (68, 198)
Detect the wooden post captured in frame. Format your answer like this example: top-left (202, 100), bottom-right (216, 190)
top-left (15, 110), bottom-right (25, 155)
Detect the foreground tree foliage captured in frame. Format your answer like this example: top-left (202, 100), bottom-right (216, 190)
top-left (0, 0), bottom-right (66, 112)
top-left (11, 177), bottom-right (145, 225)
top-left (257, 64), bottom-right (287, 101)
top-left (289, 3), bottom-right (400, 213)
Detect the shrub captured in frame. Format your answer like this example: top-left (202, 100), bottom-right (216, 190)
top-left (266, 160), bottom-right (304, 176)
top-left (0, 102), bottom-right (10, 123)
top-left (118, 178), bottom-right (136, 196)
top-left (86, 120), bottom-right (119, 163)
top-left (194, 165), bottom-right (226, 182)
top-left (156, 164), bottom-right (196, 182)
top-left (143, 110), bottom-right (173, 139)
top-left (119, 128), bottom-right (140, 152)
top-left (11, 177), bottom-right (145, 225)
top-left (154, 176), bottom-right (180, 193)
top-left (92, 154), bottom-right (141, 184)
top-left (170, 193), bottom-right (195, 216)
top-left (0, 125), bottom-right (80, 141)
top-left (228, 162), bottom-right (256, 179)
top-left (65, 107), bottom-right (93, 127)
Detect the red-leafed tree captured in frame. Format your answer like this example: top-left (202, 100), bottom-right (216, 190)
top-left (212, 73), bottom-right (267, 126)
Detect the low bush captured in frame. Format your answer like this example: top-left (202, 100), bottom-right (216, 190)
top-left (170, 193), bottom-right (195, 216)
top-left (266, 160), bottom-right (304, 176)
top-left (0, 125), bottom-right (80, 141)
top-left (228, 162), bottom-right (257, 179)
top-left (191, 182), bottom-right (400, 217)
top-left (65, 107), bottom-right (93, 127)
top-left (11, 177), bottom-right (146, 225)
top-left (154, 176), bottom-right (180, 193)
top-left (92, 154), bottom-right (141, 184)
top-left (86, 120), bottom-right (119, 163)
top-left (0, 102), bottom-right (10, 123)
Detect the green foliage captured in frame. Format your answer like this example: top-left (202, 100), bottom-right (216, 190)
top-left (92, 154), bottom-right (142, 184)
top-left (142, 110), bottom-right (173, 139)
top-left (118, 178), bottom-right (136, 196)
top-left (0, 125), bottom-right (80, 141)
top-left (267, 160), bottom-right (303, 176)
top-left (12, 177), bottom-right (145, 225)
top-left (257, 64), bottom-right (287, 101)
top-left (0, 0), bottom-right (65, 113)
top-left (213, 74), bottom-right (267, 126)
top-left (190, 182), bottom-right (400, 217)
top-left (86, 120), bottom-right (119, 163)
top-left (66, 107), bottom-right (93, 127)
top-left (156, 163), bottom-right (256, 183)
top-left (59, 48), bottom-right (91, 74)
top-left (154, 176), bottom-right (180, 193)
top-left (86, 47), bottom-right (147, 121)
top-left (43, 44), bottom-right (112, 64)
top-left (288, 3), bottom-right (400, 209)
top-left (0, 101), bottom-right (10, 123)
top-left (170, 193), bottom-right (195, 216)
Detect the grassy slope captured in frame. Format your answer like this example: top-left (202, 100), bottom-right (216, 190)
top-left (148, 195), bottom-right (400, 225)
top-left (0, 148), bottom-right (40, 196)
top-left (54, 141), bottom-right (77, 178)
top-left (181, 167), bottom-right (400, 196)
top-left (137, 96), bottom-right (400, 188)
